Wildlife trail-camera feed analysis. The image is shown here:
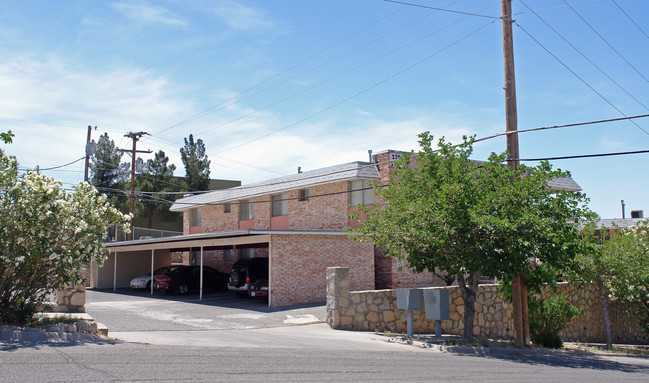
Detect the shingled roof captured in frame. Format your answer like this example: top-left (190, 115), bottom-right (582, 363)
top-left (170, 161), bottom-right (379, 212)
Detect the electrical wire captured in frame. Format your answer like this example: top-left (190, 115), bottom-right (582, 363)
top-left (519, 0), bottom-right (649, 112)
top-left (562, 0), bottom-right (649, 85)
top-left (611, 0), bottom-right (649, 42)
top-left (192, 1), bottom-right (490, 140)
top-left (513, 0), bottom-right (602, 15)
top-left (157, 0), bottom-right (419, 134)
top-left (515, 22), bottom-right (649, 137)
top-left (383, 0), bottom-right (500, 19)
top-left (514, 149), bottom-right (649, 162)
top-left (35, 157), bottom-right (86, 171)
top-left (210, 20), bottom-right (497, 156)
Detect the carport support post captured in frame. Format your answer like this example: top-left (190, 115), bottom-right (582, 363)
top-left (113, 252), bottom-right (117, 291)
top-left (150, 249), bottom-right (155, 295)
top-left (199, 246), bottom-right (204, 301)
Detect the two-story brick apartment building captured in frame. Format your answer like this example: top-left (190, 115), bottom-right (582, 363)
top-left (94, 149), bottom-right (581, 307)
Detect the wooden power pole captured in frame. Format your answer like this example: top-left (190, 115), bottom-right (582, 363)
top-left (501, 0), bottom-right (530, 347)
top-left (119, 131), bottom-right (151, 240)
top-left (84, 125), bottom-right (96, 182)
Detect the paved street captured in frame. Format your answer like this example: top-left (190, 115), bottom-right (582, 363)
top-left (1, 289), bottom-right (649, 382)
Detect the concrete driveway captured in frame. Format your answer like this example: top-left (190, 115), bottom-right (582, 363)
top-left (86, 288), bottom-right (326, 332)
top-left (84, 288), bottom-right (412, 351)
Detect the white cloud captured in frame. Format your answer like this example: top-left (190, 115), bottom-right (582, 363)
top-left (112, 0), bottom-right (187, 27)
top-left (208, 1), bottom-right (280, 33)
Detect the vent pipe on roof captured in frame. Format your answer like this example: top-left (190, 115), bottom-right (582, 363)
top-left (368, 150), bottom-right (373, 163)
top-left (297, 167), bottom-right (302, 174)
top-left (621, 200), bottom-right (626, 219)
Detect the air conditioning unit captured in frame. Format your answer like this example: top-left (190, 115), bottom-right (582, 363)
top-left (631, 210), bottom-right (644, 219)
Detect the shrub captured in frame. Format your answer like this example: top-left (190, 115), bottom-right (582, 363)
top-left (0, 148), bottom-right (130, 325)
top-left (529, 295), bottom-right (582, 348)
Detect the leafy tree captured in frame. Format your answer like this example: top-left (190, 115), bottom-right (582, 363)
top-left (90, 133), bottom-right (127, 190)
top-left (602, 219), bottom-right (649, 336)
top-left (136, 150), bottom-right (177, 228)
top-left (180, 134), bottom-right (211, 191)
top-left (0, 148), bottom-right (130, 324)
top-left (348, 133), bottom-right (591, 340)
top-left (570, 219), bottom-right (614, 349)
top-left (1, 130), bottom-right (13, 144)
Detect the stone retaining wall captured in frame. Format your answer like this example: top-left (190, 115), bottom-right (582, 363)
top-left (326, 267), bottom-right (648, 344)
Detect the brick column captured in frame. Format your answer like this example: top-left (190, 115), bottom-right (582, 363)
top-left (326, 267), bottom-right (349, 328)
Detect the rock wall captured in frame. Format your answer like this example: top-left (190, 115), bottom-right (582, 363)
top-left (326, 267), bottom-right (648, 344)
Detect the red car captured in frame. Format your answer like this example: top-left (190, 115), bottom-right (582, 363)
top-left (154, 265), bottom-right (229, 295)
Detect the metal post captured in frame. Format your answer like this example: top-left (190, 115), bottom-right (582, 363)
top-left (407, 310), bottom-right (414, 338)
top-left (113, 252), bottom-right (117, 291)
top-left (151, 249), bottom-right (155, 295)
top-left (435, 321), bottom-right (442, 338)
top-left (199, 246), bottom-right (204, 301)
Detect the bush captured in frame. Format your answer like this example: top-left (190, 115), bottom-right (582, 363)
top-left (529, 295), bottom-right (582, 348)
top-left (0, 148), bottom-right (130, 325)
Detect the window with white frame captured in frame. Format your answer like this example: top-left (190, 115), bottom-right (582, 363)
top-left (349, 180), bottom-right (374, 206)
top-left (190, 208), bottom-right (202, 227)
top-left (271, 192), bottom-right (288, 217)
top-left (239, 199), bottom-right (254, 221)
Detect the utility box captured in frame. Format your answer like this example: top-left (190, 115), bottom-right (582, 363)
top-left (423, 289), bottom-right (450, 320)
top-left (396, 288), bottom-right (422, 311)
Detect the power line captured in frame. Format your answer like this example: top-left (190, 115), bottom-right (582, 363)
top-left (157, 0), bottom-right (419, 134)
top-left (211, 20), bottom-right (497, 156)
top-left (383, 0), bottom-right (500, 19)
top-left (515, 149), bottom-right (649, 162)
top-left (611, 0), bottom-right (649, 42)
top-left (513, 0), bottom-right (602, 15)
top-left (519, 0), bottom-right (649, 112)
top-left (515, 22), bottom-right (649, 137)
top-left (193, 2), bottom-right (489, 140)
top-left (474, 113), bottom-right (649, 144)
top-left (562, 0), bottom-right (649, 85)
top-left (32, 157), bottom-right (86, 171)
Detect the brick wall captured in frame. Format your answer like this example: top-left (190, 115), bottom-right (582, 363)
top-left (270, 234), bottom-right (374, 307)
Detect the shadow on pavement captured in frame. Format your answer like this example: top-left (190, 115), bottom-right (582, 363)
top-left (451, 347), bottom-right (649, 374)
top-left (88, 288), bottom-right (325, 314)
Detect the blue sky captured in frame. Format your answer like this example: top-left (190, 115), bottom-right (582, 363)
top-left (0, 0), bottom-right (647, 219)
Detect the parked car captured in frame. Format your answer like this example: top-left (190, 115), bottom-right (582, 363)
top-left (129, 266), bottom-right (173, 289)
top-left (154, 265), bottom-right (229, 294)
top-left (228, 258), bottom-right (269, 296)
top-left (248, 279), bottom-right (268, 298)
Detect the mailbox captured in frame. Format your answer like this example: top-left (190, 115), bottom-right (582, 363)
top-left (396, 288), bottom-right (422, 311)
top-left (423, 289), bottom-right (450, 320)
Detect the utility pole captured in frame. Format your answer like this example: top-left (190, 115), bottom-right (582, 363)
top-left (118, 132), bottom-right (151, 240)
top-left (502, 0), bottom-right (530, 347)
top-left (84, 125), bottom-right (96, 182)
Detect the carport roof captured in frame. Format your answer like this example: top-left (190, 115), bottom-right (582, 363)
top-left (170, 161), bottom-right (380, 212)
top-left (104, 229), bottom-right (350, 253)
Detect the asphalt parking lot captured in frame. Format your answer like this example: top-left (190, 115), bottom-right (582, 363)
top-left (85, 288), bottom-right (326, 333)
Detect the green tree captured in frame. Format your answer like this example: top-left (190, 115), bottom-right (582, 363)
top-left (1, 130), bottom-right (13, 144)
top-left (0, 148), bottom-right (130, 324)
top-left (348, 133), bottom-right (591, 340)
top-left (602, 219), bottom-right (649, 336)
top-left (570, 219), bottom-right (614, 349)
top-left (180, 134), bottom-right (211, 191)
top-left (90, 133), bottom-right (127, 190)
top-left (136, 150), bottom-right (177, 228)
